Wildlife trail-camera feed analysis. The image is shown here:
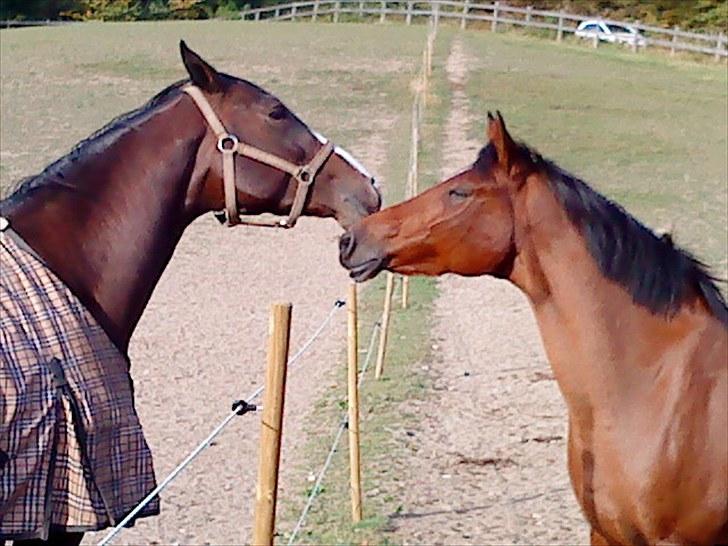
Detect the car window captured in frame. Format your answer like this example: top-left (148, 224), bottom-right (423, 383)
top-left (584, 23), bottom-right (601, 32)
top-left (608, 24), bottom-right (632, 33)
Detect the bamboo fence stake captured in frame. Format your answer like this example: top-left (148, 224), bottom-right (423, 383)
top-left (252, 303), bottom-right (292, 546)
top-left (347, 284), bottom-right (363, 522)
top-left (375, 273), bottom-right (395, 379)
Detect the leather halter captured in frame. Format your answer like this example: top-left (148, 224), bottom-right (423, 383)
top-left (182, 84), bottom-right (335, 228)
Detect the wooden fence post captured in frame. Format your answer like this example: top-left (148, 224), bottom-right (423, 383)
top-left (333, 0), bottom-right (340, 23)
top-left (359, 0), bottom-right (364, 17)
top-left (427, 32), bottom-right (434, 77)
top-left (411, 96), bottom-right (420, 194)
top-left (716, 32), bottom-right (725, 62)
top-left (460, 0), bottom-right (469, 30)
top-left (254, 10), bottom-right (260, 21)
top-left (525, 5), bottom-right (532, 24)
top-left (406, 1), bottom-right (412, 25)
top-left (491, 1), bottom-right (499, 32)
top-left (379, 0), bottom-right (386, 23)
top-left (252, 303), bottom-right (292, 546)
top-left (374, 273), bottom-right (395, 379)
top-left (312, 0), bottom-right (320, 22)
top-left (401, 276), bottom-right (409, 309)
top-left (556, 10), bottom-right (564, 42)
top-left (631, 20), bottom-right (640, 52)
top-left (592, 32), bottom-right (598, 48)
top-left (274, 6), bottom-right (280, 18)
top-left (421, 48), bottom-right (428, 98)
top-left (401, 87), bottom-right (418, 314)
top-left (671, 25), bottom-right (678, 56)
top-left (347, 284), bottom-right (363, 523)
top-left (291, 5), bottom-right (297, 21)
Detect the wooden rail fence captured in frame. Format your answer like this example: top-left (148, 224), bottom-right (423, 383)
top-left (241, 0), bottom-right (727, 60)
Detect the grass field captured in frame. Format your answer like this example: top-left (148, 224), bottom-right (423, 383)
top-left (459, 29), bottom-right (727, 277)
top-left (0, 21), bottom-right (428, 197)
top-left (1, 19), bottom-right (726, 545)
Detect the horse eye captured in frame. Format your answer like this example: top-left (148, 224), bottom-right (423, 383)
top-left (268, 105), bottom-right (287, 121)
top-left (449, 188), bottom-right (472, 200)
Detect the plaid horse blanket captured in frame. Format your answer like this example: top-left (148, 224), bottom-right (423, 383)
top-left (0, 226), bottom-right (158, 540)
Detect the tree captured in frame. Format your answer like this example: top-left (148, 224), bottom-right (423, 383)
top-left (0, 0), bottom-right (81, 20)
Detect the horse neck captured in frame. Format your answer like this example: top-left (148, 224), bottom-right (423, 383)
top-left (507, 175), bottom-right (706, 425)
top-left (4, 94), bottom-right (207, 353)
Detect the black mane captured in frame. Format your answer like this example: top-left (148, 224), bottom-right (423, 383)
top-left (476, 143), bottom-right (728, 325)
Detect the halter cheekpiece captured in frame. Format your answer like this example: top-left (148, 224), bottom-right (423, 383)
top-left (182, 84), bottom-right (335, 228)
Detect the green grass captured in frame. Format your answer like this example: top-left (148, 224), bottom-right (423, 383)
top-left (459, 29), bottom-right (728, 279)
top-left (279, 29), bottom-right (454, 546)
top-left (0, 21), bottom-right (429, 197)
top-left (281, 275), bottom-right (439, 545)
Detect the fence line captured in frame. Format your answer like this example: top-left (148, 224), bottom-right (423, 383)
top-left (283, 25), bottom-right (436, 539)
top-left (286, 318), bottom-right (381, 544)
top-left (0, 19), bottom-right (73, 28)
top-left (97, 299), bottom-right (345, 546)
top-left (400, 17), bottom-right (435, 311)
top-left (241, 0), bottom-right (727, 60)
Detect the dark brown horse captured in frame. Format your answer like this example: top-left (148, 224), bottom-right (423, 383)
top-left (339, 113), bottom-right (727, 545)
top-left (0, 42), bottom-right (379, 546)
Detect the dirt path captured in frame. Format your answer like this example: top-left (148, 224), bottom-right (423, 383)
top-left (393, 37), bottom-right (588, 545)
top-left (82, 134), bottom-right (390, 545)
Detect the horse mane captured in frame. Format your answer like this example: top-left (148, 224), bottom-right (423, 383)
top-left (1, 79), bottom-right (193, 207)
top-left (476, 143), bottom-right (728, 325)
top-left (1, 72), bottom-right (275, 209)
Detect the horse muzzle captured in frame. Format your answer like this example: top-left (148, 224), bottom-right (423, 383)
top-left (339, 230), bottom-right (387, 282)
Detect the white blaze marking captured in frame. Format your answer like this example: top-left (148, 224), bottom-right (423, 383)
top-left (311, 129), bottom-right (374, 180)
top-left (334, 145), bottom-right (373, 179)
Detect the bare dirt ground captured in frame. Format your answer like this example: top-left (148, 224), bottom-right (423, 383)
top-left (392, 37), bottom-right (589, 545)
top-left (82, 131), bottom-right (389, 546)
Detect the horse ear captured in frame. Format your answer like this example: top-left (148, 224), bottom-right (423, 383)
top-left (180, 40), bottom-right (223, 94)
top-left (487, 111), bottom-right (516, 169)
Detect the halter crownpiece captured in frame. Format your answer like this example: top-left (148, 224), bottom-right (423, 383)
top-left (182, 84), bottom-right (335, 228)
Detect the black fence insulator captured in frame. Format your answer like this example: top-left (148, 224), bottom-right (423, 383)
top-left (231, 399), bottom-right (257, 415)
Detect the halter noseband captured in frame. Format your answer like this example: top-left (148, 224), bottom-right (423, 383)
top-left (182, 84), bottom-right (335, 228)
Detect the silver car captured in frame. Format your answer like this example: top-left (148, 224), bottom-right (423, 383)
top-left (575, 19), bottom-right (647, 47)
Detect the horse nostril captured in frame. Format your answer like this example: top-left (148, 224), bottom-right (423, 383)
top-left (339, 232), bottom-right (356, 260)
top-left (370, 180), bottom-right (382, 213)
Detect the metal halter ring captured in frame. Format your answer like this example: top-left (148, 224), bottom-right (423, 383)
top-left (297, 168), bottom-right (314, 186)
top-left (217, 134), bottom-right (239, 153)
